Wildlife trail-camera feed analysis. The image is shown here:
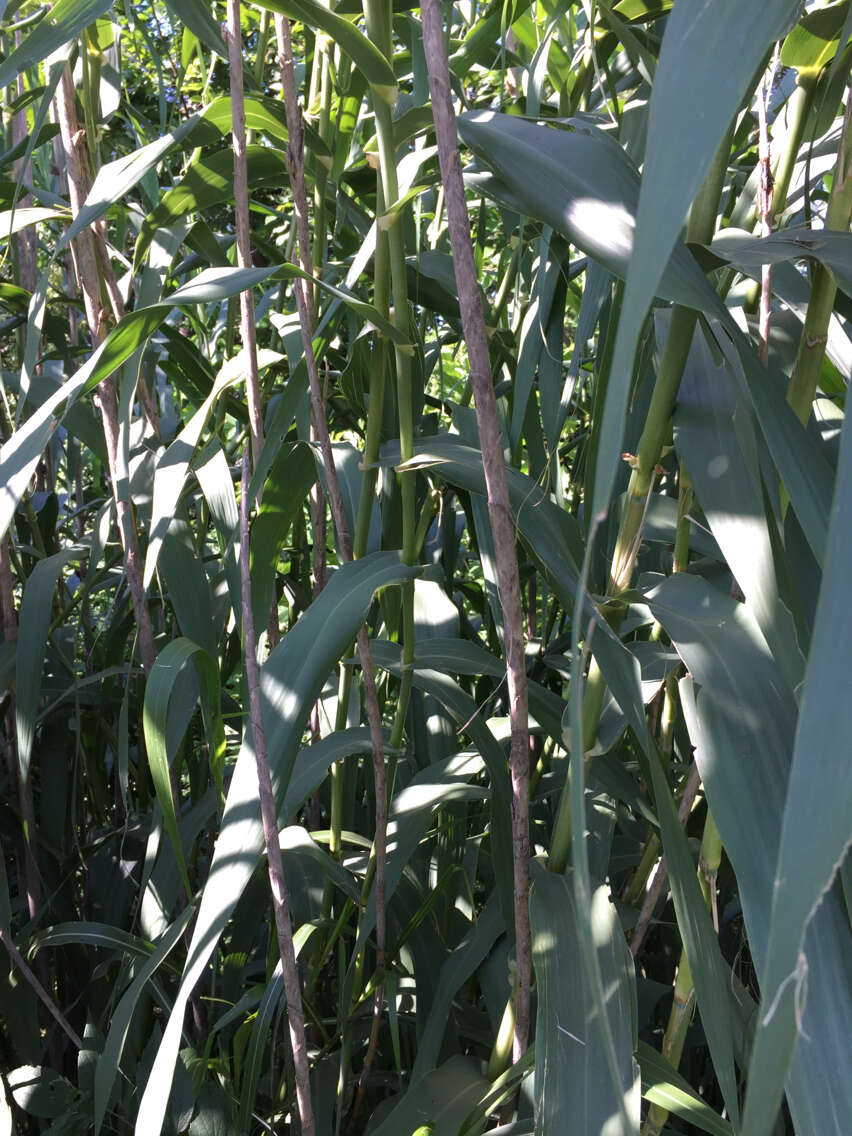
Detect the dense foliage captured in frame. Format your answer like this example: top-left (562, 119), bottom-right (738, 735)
top-left (0, 1), bottom-right (850, 1134)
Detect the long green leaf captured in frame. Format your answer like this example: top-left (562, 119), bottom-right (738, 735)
top-left (741, 375), bottom-right (852, 1135)
top-left (15, 551), bottom-right (77, 782)
top-left (163, 0), bottom-right (227, 57)
top-left (637, 1041), bottom-right (733, 1136)
top-left (0, 305), bottom-right (166, 543)
top-left (64, 114), bottom-right (202, 246)
top-left (142, 638), bottom-right (225, 895)
top-left (94, 908), bottom-right (193, 1136)
top-left (135, 553), bottom-right (419, 1136)
top-left (592, 0), bottom-right (801, 520)
top-left (412, 893), bottom-right (503, 1081)
top-left (649, 574), bottom-right (852, 1134)
top-left (252, 0), bottom-right (397, 96)
top-left (674, 319), bottom-right (805, 692)
top-left (0, 0), bottom-right (115, 90)
top-left (530, 863), bottom-right (639, 1136)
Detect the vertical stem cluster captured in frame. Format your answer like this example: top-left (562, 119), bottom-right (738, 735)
top-left (421, 0), bottom-right (532, 1060)
top-left (361, 0), bottom-right (417, 756)
top-left (53, 65), bottom-right (155, 676)
top-left (274, 12), bottom-right (390, 1111)
top-left (225, 12), bottom-right (317, 1133)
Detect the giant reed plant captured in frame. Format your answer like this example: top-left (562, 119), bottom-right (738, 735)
top-left (0, 3), bottom-right (851, 1135)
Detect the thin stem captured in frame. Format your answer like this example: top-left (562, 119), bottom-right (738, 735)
top-left (629, 761), bottom-right (701, 958)
top-left (226, 0), bottom-right (265, 468)
top-left (362, 0), bottom-right (417, 755)
top-left (757, 59), bottom-right (775, 366)
top-left (240, 454), bottom-right (315, 1136)
top-left (574, 124), bottom-right (734, 771)
top-left (642, 806), bottom-right (723, 1136)
top-left (0, 928), bottom-right (83, 1050)
top-left (422, 0), bottom-right (532, 1059)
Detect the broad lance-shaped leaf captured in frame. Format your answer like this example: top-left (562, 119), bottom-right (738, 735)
top-left (644, 736), bottom-right (741, 1128)
top-left (133, 146), bottom-right (290, 269)
top-left (0, 0), bottom-right (116, 90)
top-left (530, 863), bottom-right (640, 1136)
top-left (63, 113), bottom-right (203, 247)
top-left (396, 434), bottom-right (651, 743)
top-left (458, 110), bottom-right (718, 317)
top-left (4, 263), bottom-right (393, 551)
top-left (674, 318), bottom-right (805, 693)
top-left (412, 893), bottom-right (503, 1081)
top-left (94, 907), bottom-right (194, 1136)
top-left (366, 1056), bottom-right (492, 1136)
top-left (0, 305), bottom-right (166, 544)
top-left (143, 638), bottom-right (226, 895)
top-left (165, 263), bottom-right (406, 343)
top-left (368, 639), bottom-right (515, 930)
top-left (15, 551), bottom-right (77, 783)
top-left (741, 378), bottom-right (852, 1135)
top-left (703, 227), bottom-right (852, 302)
top-left (163, 0), bottom-right (226, 57)
top-left (648, 573), bottom-right (852, 1134)
top-left (144, 349), bottom-right (281, 590)
top-left (238, 926), bottom-right (316, 1132)
top-left (637, 1042), bottom-right (733, 1136)
top-left (457, 114), bottom-right (835, 568)
top-left (350, 744), bottom-right (488, 958)
top-left (0, 207), bottom-right (69, 238)
top-left (589, 0), bottom-right (801, 521)
top-left (135, 553), bottom-right (420, 1136)
top-left (252, 0), bottom-right (397, 98)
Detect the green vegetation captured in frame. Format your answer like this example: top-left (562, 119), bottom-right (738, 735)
top-left (0, 1), bottom-right (850, 1133)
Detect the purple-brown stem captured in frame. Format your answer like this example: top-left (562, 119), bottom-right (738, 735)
top-left (757, 62), bottom-right (775, 366)
top-left (226, 1), bottom-right (265, 467)
top-left (630, 760), bottom-right (702, 958)
top-left (421, 0), bottom-right (532, 1059)
top-left (240, 454), bottom-right (316, 1136)
top-left (0, 928), bottom-right (83, 1050)
top-left (54, 67), bottom-right (156, 677)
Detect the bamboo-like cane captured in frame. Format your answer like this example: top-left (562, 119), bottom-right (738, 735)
top-left (421, 0), bottom-right (533, 1060)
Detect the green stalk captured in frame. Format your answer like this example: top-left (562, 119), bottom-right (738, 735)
top-left (490, 244), bottom-right (520, 327)
top-left (362, 0), bottom-right (417, 750)
top-left (310, 38), bottom-right (333, 311)
top-left (770, 77), bottom-right (816, 228)
top-left (253, 9), bottom-right (271, 82)
top-left (551, 128), bottom-right (733, 877)
top-left (642, 809), bottom-right (723, 1136)
top-left (786, 88), bottom-right (852, 424)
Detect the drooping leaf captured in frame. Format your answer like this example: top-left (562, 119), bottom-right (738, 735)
top-left (592, 0), bottom-right (801, 520)
top-left (0, 0), bottom-right (116, 90)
